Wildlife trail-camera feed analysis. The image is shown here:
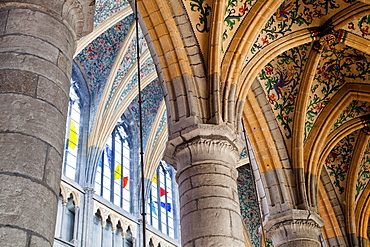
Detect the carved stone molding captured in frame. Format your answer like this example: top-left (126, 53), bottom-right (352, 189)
top-left (148, 233), bottom-right (177, 247)
top-left (93, 200), bottom-right (137, 235)
top-left (62, 0), bottom-right (94, 39)
top-left (265, 209), bottom-right (324, 247)
top-left (60, 181), bottom-right (81, 207)
top-left (164, 124), bottom-right (243, 170)
top-left (0, 1), bottom-right (94, 40)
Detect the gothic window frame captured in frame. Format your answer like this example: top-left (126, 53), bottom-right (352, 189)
top-left (148, 160), bottom-right (177, 239)
top-left (63, 62), bottom-right (90, 183)
top-left (95, 121), bottom-right (133, 213)
top-left (54, 193), bottom-right (78, 245)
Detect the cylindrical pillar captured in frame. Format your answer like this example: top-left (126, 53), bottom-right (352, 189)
top-left (265, 209), bottom-right (324, 247)
top-left (165, 125), bottom-right (245, 247)
top-left (0, 1), bottom-right (89, 246)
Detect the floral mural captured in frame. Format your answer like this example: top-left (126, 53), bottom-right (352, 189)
top-left (356, 141), bottom-right (370, 199)
top-left (129, 78), bottom-right (164, 151)
top-left (344, 15), bottom-right (370, 40)
top-left (222, 0), bottom-right (258, 51)
top-left (94, 0), bottom-right (130, 27)
top-left (248, 0), bottom-right (353, 60)
top-left (237, 163), bottom-right (261, 247)
top-left (332, 100), bottom-right (370, 132)
top-left (75, 15), bottom-right (135, 131)
top-left (258, 43), bottom-right (311, 152)
top-left (325, 131), bottom-right (359, 197)
top-left (306, 43), bottom-right (370, 139)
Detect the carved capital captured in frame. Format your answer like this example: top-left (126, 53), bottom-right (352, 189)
top-left (62, 0), bottom-right (94, 39)
top-left (265, 209), bottom-right (324, 247)
top-left (164, 124), bottom-right (243, 170)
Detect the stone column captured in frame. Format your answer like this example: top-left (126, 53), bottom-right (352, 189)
top-left (265, 209), bottom-right (324, 247)
top-left (165, 125), bottom-right (245, 247)
top-left (0, 1), bottom-right (92, 246)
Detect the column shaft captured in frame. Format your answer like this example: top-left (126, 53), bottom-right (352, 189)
top-left (177, 162), bottom-right (244, 247)
top-left (165, 125), bottom-right (245, 247)
top-left (0, 2), bottom-right (76, 246)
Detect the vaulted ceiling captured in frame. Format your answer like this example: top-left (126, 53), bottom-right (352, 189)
top-left (76, 0), bottom-right (370, 245)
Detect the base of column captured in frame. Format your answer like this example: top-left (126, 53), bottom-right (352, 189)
top-left (265, 209), bottom-right (324, 247)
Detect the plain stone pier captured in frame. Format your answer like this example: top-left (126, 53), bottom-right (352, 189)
top-left (0, 1), bottom-right (91, 246)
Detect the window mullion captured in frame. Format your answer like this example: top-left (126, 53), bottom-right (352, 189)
top-left (120, 135), bottom-right (124, 208)
top-left (100, 154), bottom-right (104, 197)
top-left (164, 169), bottom-right (169, 235)
top-left (157, 167), bottom-right (162, 232)
top-left (110, 132), bottom-right (115, 203)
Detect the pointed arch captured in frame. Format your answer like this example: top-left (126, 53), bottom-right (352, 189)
top-left (306, 85), bottom-right (370, 184)
top-left (75, 6), bottom-right (134, 56)
top-left (136, 0), bottom-right (206, 128)
top-left (345, 132), bottom-right (370, 241)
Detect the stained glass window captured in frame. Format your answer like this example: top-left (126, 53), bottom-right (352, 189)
top-left (95, 125), bottom-right (131, 212)
top-left (63, 83), bottom-right (81, 181)
top-left (148, 161), bottom-right (176, 239)
top-left (62, 63), bottom-right (89, 182)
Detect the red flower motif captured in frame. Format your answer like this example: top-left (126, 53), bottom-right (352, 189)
top-left (361, 26), bottom-right (370, 36)
top-left (239, 3), bottom-right (248, 15)
top-left (288, 95), bottom-right (295, 103)
top-left (265, 66), bottom-right (273, 75)
top-left (268, 93), bottom-right (277, 104)
top-left (343, 163), bottom-right (349, 171)
top-left (313, 9), bottom-right (324, 19)
top-left (338, 79), bottom-right (346, 85)
top-left (261, 35), bottom-right (269, 45)
top-left (315, 102), bottom-right (323, 111)
top-left (348, 23), bottom-right (355, 30)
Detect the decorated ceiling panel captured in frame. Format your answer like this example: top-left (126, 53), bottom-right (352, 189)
top-left (75, 15), bottom-right (134, 129)
top-left (306, 42), bottom-right (370, 139)
top-left (222, 0), bottom-right (258, 52)
top-left (182, 0), bottom-right (212, 58)
top-left (237, 163), bottom-right (262, 247)
top-left (332, 100), bottom-right (370, 132)
top-left (105, 28), bottom-right (149, 112)
top-left (129, 78), bottom-right (163, 151)
top-left (325, 130), bottom-right (359, 202)
top-left (114, 57), bottom-right (157, 111)
top-left (247, 0), bottom-right (354, 61)
top-left (343, 15), bottom-right (370, 40)
top-left (356, 140), bottom-right (370, 200)
top-left (94, 0), bottom-right (130, 27)
top-left (258, 43), bottom-right (312, 154)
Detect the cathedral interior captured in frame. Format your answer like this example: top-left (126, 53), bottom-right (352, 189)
top-left (2, 0), bottom-right (370, 246)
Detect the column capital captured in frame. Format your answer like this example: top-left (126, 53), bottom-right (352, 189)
top-left (164, 124), bottom-right (243, 170)
top-left (264, 209), bottom-right (324, 247)
top-left (62, 0), bottom-right (95, 39)
top-left (0, 0), bottom-right (94, 40)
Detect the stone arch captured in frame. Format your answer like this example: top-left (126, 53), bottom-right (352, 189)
top-left (60, 182), bottom-right (81, 207)
top-left (318, 179), bottom-right (348, 246)
top-left (355, 181), bottom-right (370, 246)
top-left (133, 0), bottom-right (208, 131)
top-left (221, 0), bottom-right (284, 125)
top-left (306, 86), bottom-right (370, 185)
